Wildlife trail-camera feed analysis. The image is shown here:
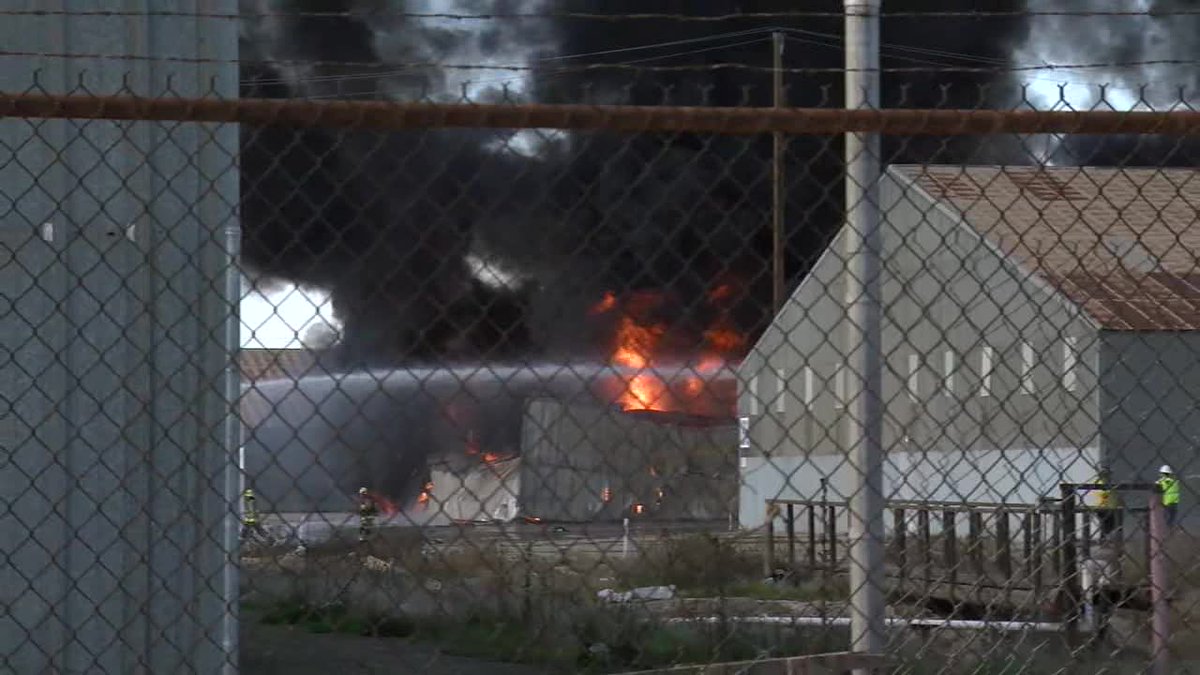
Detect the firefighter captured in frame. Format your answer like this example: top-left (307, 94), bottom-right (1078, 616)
top-left (1093, 469), bottom-right (1119, 539)
top-left (241, 488), bottom-right (269, 542)
top-left (358, 486), bottom-right (378, 543)
top-left (1157, 465), bottom-right (1180, 527)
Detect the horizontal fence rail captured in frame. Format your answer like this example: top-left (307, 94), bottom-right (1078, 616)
top-left (4, 92), bottom-right (1200, 135)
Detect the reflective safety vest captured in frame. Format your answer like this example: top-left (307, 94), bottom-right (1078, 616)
top-left (1094, 478), bottom-right (1117, 508)
top-left (242, 490), bottom-right (259, 525)
top-left (1158, 476), bottom-right (1181, 506)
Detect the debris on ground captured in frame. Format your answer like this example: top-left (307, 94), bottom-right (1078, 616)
top-left (597, 585), bottom-right (676, 603)
top-left (362, 555), bottom-right (394, 573)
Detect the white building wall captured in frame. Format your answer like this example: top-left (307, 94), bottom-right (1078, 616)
top-left (737, 168), bottom-right (1102, 529)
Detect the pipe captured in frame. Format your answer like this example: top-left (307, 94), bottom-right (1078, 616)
top-left (843, 0), bottom-right (885, 669)
top-left (665, 616), bottom-right (1066, 633)
top-left (4, 92), bottom-right (1200, 136)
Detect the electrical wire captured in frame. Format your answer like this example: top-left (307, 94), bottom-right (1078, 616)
top-left (4, 49), bottom-right (1197, 75)
top-left (292, 35), bottom-right (777, 101)
top-left (245, 27), bottom-right (784, 89)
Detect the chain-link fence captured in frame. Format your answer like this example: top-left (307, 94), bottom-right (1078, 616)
top-left (5, 5), bottom-right (1200, 675)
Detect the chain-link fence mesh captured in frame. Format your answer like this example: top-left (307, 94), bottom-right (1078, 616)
top-left (6, 5), bottom-right (1200, 675)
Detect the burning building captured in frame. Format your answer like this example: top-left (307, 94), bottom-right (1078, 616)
top-left (238, 287), bottom-right (743, 517)
top-left (425, 398), bottom-right (736, 524)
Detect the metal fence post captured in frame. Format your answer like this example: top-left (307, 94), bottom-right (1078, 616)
top-left (765, 500), bottom-right (777, 577)
top-left (843, 0), bottom-right (885, 667)
top-left (1149, 486), bottom-right (1170, 675)
top-left (1060, 485), bottom-right (1080, 643)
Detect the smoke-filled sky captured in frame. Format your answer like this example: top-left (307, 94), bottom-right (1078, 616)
top-left (237, 0), bottom-right (1199, 359)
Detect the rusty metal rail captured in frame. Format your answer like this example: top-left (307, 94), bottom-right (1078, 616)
top-left (4, 92), bottom-right (1200, 135)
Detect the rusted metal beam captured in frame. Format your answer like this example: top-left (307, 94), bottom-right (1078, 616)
top-left (3, 92), bottom-right (1200, 135)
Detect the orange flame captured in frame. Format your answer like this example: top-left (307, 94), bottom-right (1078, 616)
top-left (632, 503), bottom-right (645, 515)
top-left (417, 481), bottom-right (434, 508)
top-left (709, 283), bottom-right (736, 302)
top-left (482, 452), bottom-right (503, 464)
top-left (589, 291), bottom-right (618, 315)
top-left (612, 316), bottom-right (670, 412)
top-left (703, 321), bottom-right (746, 354)
top-left (598, 286), bottom-right (745, 415)
top-left (363, 490), bottom-right (400, 517)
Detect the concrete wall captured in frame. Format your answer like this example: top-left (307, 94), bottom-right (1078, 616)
top-left (0, 4), bottom-right (239, 672)
top-left (1101, 332), bottom-right (1200, 521)
top-left (520, 399), bottom-right (737, 522)
top-left (738, 168), bottom-right (1102, 527)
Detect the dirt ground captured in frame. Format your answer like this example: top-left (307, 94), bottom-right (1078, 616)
top-left (240, 619), bottom-right (550, 675)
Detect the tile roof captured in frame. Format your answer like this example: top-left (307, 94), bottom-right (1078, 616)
top-left (891, 165), bottom-right (1200, 330)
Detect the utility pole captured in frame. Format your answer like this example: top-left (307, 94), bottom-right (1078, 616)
top-left (771, 31), bottom-right (786, 313)
top-left (842, 0), bottom-right (885, 672)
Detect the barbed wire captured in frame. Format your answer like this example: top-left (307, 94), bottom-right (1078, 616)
top-left (4, 9), bottom-right (1200, 20)
top-left (2, 50), bottom-right (1197, 76)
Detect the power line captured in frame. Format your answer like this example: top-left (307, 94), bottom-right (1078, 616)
top-left (779, 30), bottom-right (1194, 97)
top-left (289, 35), bottom-right (777, 100)
top-left (247, 30), bottom-right (780, 90)
top-left (3, 49), bottom-right (1198, 75)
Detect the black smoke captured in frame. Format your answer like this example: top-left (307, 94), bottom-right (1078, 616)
top-left (238, 0), bottom-right (1197, 367)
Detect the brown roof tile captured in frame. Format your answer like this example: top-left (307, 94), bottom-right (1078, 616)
top-left (892, 165), bottom-right (1200, 330)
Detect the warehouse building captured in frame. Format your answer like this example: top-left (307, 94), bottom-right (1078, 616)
top-left (737, 165), bottom-right (1200, 528)
top-left (431, 398), bottom-right (737, 523)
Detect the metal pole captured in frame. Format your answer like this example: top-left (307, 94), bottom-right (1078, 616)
top-left (771, 31), bottom-right (787, 312)
top-left (843, 0), bottom-right (885, 668)
top-left (221, 219), bottom-right (242, 675)
top-left (1149, 488), bottom-right (1170, 675)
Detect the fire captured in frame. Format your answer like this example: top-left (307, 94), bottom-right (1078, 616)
top-left (589, 291), bottom-right (618, 315)
top-left (417, 481), bottom-right (434, 508)
top-left (612, 315), bottom-right (670, 412)
top-left (364, 490), bottom-right (399, 517)
top-left (703, 317), bottom-right (746, 354)
top-left (632, 503), bottom-right (645, 515)
top-left (597, 287), bottom-right (746, 415)
top-left (482, 452), bottom-right (503, 464)
top-left (709, 283), bottom-right (736, 302)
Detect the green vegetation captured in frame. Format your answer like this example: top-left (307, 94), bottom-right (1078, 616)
top-left (247, 595), bottom-right (844, 673)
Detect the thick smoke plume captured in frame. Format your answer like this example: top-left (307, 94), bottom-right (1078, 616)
top-left (238, 0), bottom-right (1199, 366)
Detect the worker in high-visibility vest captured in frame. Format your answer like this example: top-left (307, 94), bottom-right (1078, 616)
top-left (241, 488), bottom-right (269, 542)
top-left (1093, 470), bottom-right (1120, 538)
top-left (358, 487), bottom-right (378, 543)
top-left (1157, 465), bottom-right (1180, 527)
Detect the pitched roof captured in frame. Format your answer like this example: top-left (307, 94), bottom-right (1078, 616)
top-left (891, 165), bottom-right (1200, 330)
